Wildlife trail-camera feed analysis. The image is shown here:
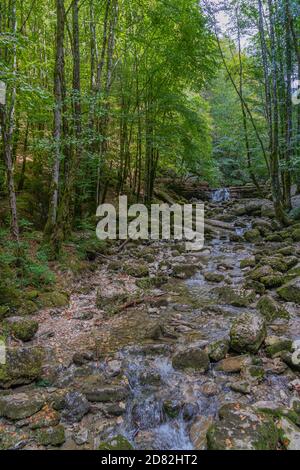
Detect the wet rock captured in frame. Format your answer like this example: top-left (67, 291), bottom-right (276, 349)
top-left (35, 425), bottom-right (65, 447)
top-left (240, 257), bottom-right (256, 269)
top-left (73, 311), bottom-right (94, 320)
top-left (61, 391), bottom-right (90, 423)
top-left (136, 275), bottom-right (168, 289)
top-left (207, 403), bottom-right (278, 450)
top-left (280, 417), bottom-right (300, 450)
top-left (0, 392), bottom-right (44, 420)
top-left (215, 355), bottom-right (251, 373)
top-left (242, 364), bottom-right (265, 383)
top-left (230, 313), bottom-right (266, 354)
top-left (81, 376), bottom-right (129, 403)
top-left (277, 277), bottom-right (300, 303)
top-left (0, 346), bottom-right (44, 388)
top-left (201, 380), bottom-right (219, 397)
top-left (182, 403), bottom-right (199, 421)
top-left (106, 360), bottom-right (122, 377)
top-left (139, 370), bottom-right (161, 386)
top-left (172, 264), bottom-right (198, 279)
top-left (163, 400), bottom-right (181, 418)
top-left (172, 346), bottom-right (210, 372)
top-left (5, 317), bottom-right (38, 342)
top-left (215, 286), bottom-right (256, 307)
top-left (244, 229), bottom-right (261, 243)
top-left (230, 381), bottom-right (251, 395)
top-left (257, 295), bottom-right (289, 322)
top-left (203, 272), bottom-right (224, 283)
top-left (265, 336), bottom-right (293, 358)
top-left (208, 339), bottom-right (229, 362)
top-left (189, 416), bottom-right (213, 450)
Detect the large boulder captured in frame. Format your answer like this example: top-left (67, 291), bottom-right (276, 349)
top-left (257, 295), bottom-right (289, 322)
top-left (61, 391), bottom-right (90, 423)
top-left (0, 347), bottom-right (44, 388)
top-left (230, 313), bottom-right (266, 353)
top-left (207, 403), bottom-right (278, 450)
top-left (5, 317), bottom-right (39, 342)
top-left (172, 346), bottom-right (210, 372)
top-left (277, 277), bottom-right (300, 303)
top-left (215, 355), bottom-right (252, 373)
top-left (0, 392), bottom-right (44, 420)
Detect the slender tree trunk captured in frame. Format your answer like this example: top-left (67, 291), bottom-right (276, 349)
top-left (267, 0), bottom-right (289, 224)
top-left (0, 0), bottom-right (19, 242)
top-left (18, 120), bottom-right (29, 191)
top-left (51, 0), bottom-right (82, 251)
top-left (283, 0), bottom-right (292, 210)
top-left (44, 0), bottom-right (65, 239)
top-left (236, 8), bottom-right (262, 194)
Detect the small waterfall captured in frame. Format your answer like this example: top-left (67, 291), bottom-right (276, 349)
top-left (211, 188), bottom-right (230, 203)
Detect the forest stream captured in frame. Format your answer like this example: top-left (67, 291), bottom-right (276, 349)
top-left (1, 196), bottom-right (300, 451)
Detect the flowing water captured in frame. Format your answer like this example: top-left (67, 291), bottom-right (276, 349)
top-left (211, 188), bottom-right (230, 203)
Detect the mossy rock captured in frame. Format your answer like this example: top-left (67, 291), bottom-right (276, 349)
top-left (257, 295), bottom-right (289, 322)
top-left (207, 404), bottom-right (278, 450)
top-left (163, 400), bottom-right (181, 419)
top-left (204, 272), bottom-right (225, 283)
top-left (123, 262), bottom-right (149, 278)
top-left (215, 286), bottom-right (256, 307)
top-left (260, 275), bottom-right (283, 288)
top-left (0, 346), bottom-right (44, 388)
top-left (265, 233), bottom-right (283, 242)
top-left (292, 229), bottom-right (300, 242)
top-left (136, 275), bottom-right (168, 290)
top-left (18, 300), bottom-right (39, 316)
top-left (244, 229), bottom-right (261, 243)
top-left (243, 280), bottom-right (265, 295)
top-left (208, 339), bottom-right (229, 362)
top-left (172, 264), bottom-right (198, 279)
top-left (230, 313), bottom-right (266, 354)
top-left (5, 317), bottom-right (39, 342)
top-left (0, 391), bottom-right (44, 420)
top-left (98, 435), bottom-right (133, 450)
top-left (277, 277), bottom-right (300, 303)
top-left (38, 291), bottom-right (69, 308)
top-left (35, 425), bottom-right (65, 447)
top-left (260, 256), bottom-right (288, 273)
top-left (265, 336), bottom-right (293, 358)
top-left (172, 346), bottom-right (210, 372)
top-left (0, 306), bottom-right (10, 320)
top-left (248, 265), bottom-right (274, 282)
top-left (240, 257), bottom-right (256, 269)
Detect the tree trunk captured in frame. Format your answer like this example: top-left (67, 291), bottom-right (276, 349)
top-left (0, 0), bottom-right (19, 242)
top-left (44, 0), bottom-right (65, 239)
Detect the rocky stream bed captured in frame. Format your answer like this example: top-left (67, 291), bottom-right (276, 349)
top-left (1, 197), bottom-right (300, 450)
